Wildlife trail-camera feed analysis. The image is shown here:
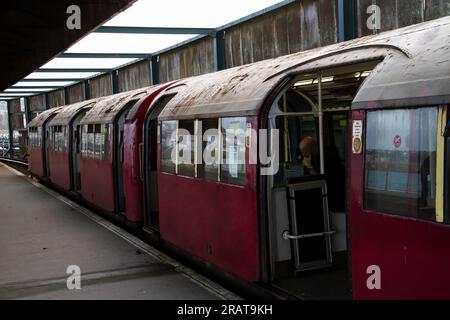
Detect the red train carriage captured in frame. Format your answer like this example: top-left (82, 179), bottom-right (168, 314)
top-left (47, 99), bottom-right (99, 192)
top-left (123, 82), bottom-right (174, 224)
top-left (27, 107), bottom-right (62, 178)
top-left (79, 88), bottom-right (154, 216)
top-left (141, 17), bottom-right (450, 299)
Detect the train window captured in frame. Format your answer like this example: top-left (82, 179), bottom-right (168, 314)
top-left (273, 115), bottom-right (318, 185)
top-left (52, 126), bottom-right (67, 153)
top-left (101, 124), bottom-right (109, 160)
top-left (364, 107), bottom-right (437, 221)
top-left (29, 127), bottom-right (41, 148)
top-left (197, 118), bottom-right (219, 181)
top-left (221, 117), bottom-right (247, 186)
top-left (87, 124), bottom-right (94, 158)
top-left (177, 120), bottom-right (195, 177)
top-left (160, 120), bottom-right (177, 174)
top-left (94, 124), bottom-right (102, 160)
top-left (81, 125), bottom-right (88, 157)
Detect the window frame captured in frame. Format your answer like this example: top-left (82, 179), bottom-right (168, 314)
top-left (363, 106), bottom-right (438, 222)
top-left (159, 116), bottom-right (248, 187)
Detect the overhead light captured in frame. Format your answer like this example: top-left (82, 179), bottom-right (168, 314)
top-left (294, 79), bottom-right (313, 87)
top-left (360, 71), bottom-right (371, 77)
top-left (313, 76), bottom-right (334, 84)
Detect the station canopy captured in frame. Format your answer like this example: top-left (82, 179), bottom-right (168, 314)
top-left (0, 0), bottom-right (286, 100)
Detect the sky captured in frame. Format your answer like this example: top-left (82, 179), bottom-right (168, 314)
top-left (5, 0), bottom-right (285, 94)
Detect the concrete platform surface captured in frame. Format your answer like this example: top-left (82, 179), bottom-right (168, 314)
top-left (0, 163), bottom-right (237, 300)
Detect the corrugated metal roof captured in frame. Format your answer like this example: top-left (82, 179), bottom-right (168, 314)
top-left (27, 107), bottom-right (62, 128)
top-left (158, 16), bottom-right (450, 120)
top-left (80, 87), bottom-right (149, 125)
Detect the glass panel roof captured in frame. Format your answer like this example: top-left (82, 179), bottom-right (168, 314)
top-left (2, 0), bottom-right (285, 96)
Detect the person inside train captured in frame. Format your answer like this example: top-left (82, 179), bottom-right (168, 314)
top-left (299, 136), bottom-right (346, 212)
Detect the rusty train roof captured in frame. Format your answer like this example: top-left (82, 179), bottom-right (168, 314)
top-left (158, 16), bottom-right (450, 120)
top-left (27, 107), bottom-right (62, 128)
top-left (80, 87), bottom-right (150, 125)
top-left (47, 99), bottom-right (100, 127)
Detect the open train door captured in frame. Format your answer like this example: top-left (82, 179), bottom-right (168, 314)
top-left (71, 109), bottom-right (90, 193)
top-left (264, 60), bottom-right (380, 299)
top-left (113, 100), bottom-right (136, 214)
top-left (143, 93), bottom-right (178, 231)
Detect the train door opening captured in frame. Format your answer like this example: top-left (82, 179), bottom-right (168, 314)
top-left (42, 115), bottom-right (56, 178)
top-left (265, 62), bottom-right (378, 299)
top-left (114, 100), bottom-right (135, 214)
top-left (143, 94), bottom-right (176, 230)
top-left (71, 109), bottom-right (90, 193)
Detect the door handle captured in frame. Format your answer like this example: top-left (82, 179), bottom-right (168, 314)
top-left (282, 230), bottom-right (336, 240)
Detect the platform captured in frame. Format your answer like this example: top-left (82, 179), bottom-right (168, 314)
top-left (0, 162), bottom-right (237, 300)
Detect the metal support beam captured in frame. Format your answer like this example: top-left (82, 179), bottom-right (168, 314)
top-left (24, 97), bottom-right (30, 125)
top-left (36, 68), bottom-right (111, 73)
top-left (338, 0), bottom-right (357, 41)
top-left (215, 31), bottom-right (226, 71)
top-left (1, 91), bottom-right (48, 94)
top-left (83, 80), bottom-right (90, 100)
top-left (9, 86), bottom-right (65, 89)
top-left (95, 26), bottom-right (215, 36)
top-left (111, 71), bottom-right (119, 94)
top-left (44, 93), bottom-right (49, 109)
top-left (64, 87), bottom-right (70, 105)
top-left (0, 96), bottom-right (28, 99)
top-left (58, 52), bottom-right (150, 59)
top-left (151, 56), bottom-right (159, 85)
top-left (7, 101), bottom-right (13, 157)
top-left (20, 79), bottom-right (84, 82)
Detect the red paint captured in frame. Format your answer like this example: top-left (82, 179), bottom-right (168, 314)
top-left (157, 116), bottom-right (260, 281)
top-left (79, 140), bottom-right (115, 213)
top-left (48, 148), bottom-right (71, 191)
top-left (28, 146), bottom-right (45, 177)
top-left (349, 110), bottom-right (450, 299)
top-left (123, 83), bottom-right (175, 223)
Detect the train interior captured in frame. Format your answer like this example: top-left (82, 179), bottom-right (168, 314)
top-left (266, 62), bottom-right (379, 299)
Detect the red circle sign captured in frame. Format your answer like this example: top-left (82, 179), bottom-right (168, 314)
top-left (394, 135), bottom-right (402, 148)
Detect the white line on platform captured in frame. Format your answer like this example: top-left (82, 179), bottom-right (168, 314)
top-left (1, 162), bottom-right (241, 300)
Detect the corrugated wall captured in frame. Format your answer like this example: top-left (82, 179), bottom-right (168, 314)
top-left (158, 37), bottom-right (216, 83)
top-left (357, 0), bottom-right (450, 36)
top-left (118, 60), bottom-right (151, 92)
top-left (68, 83), bottom-right (85, 103)
top-left (47, 89), bottom-right (64, 108)
top-left (89, 74), bottom-right (113, 98)
top-left (224, 0), bottom-right (338, 68)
